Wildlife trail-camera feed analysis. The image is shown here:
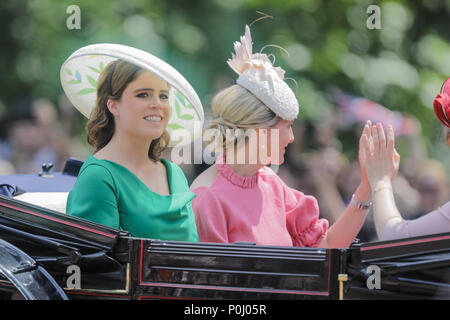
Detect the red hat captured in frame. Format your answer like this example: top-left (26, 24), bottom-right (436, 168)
top-left (434, 77), bottom-right (450, 128)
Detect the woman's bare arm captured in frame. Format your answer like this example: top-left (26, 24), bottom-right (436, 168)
top-left (318, 122), bottom-right (375, 248)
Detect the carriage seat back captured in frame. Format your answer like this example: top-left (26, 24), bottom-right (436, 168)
top-left (14, 192), bottom-right (69, 214)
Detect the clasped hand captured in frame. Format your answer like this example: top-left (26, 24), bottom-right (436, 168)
top-left (359, 121), bottom-right (400, 191)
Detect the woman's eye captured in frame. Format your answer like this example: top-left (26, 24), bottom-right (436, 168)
top-left (137, 92), bottom-right (148, 98)
top-left (159, 94), bottom-right (169, 100)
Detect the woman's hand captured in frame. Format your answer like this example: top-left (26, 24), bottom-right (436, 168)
top-left (360, 122), bottom-right (400, 190)
top-left (358, 121), bottom-right (373, 189)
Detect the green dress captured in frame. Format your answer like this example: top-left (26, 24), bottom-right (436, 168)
top-left (66, 155), bottom-right (199, 241)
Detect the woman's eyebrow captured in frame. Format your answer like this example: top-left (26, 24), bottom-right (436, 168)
top-left (134, 88), bottom-right (153, 93)
top-left (133, 88), bottom-right (169, 93)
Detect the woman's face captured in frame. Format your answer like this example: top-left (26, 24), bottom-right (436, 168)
top-left (108, 70), bottom-right (170, 140)
top-left (259, 119), bottom-right (295, 165)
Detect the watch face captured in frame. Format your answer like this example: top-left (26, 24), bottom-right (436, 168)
top-left (351, 195), bottom-right (372, 210)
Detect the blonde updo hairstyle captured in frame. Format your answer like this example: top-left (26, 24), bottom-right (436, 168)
top-left (206, 84), bottom-right (280, 153)
top-left (87, 60), bottom-right (170, 161)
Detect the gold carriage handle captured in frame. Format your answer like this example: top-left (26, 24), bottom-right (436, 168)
top-left (338, 274), bottom-right (348, 300)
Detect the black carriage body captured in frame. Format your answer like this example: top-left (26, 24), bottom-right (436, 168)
top-left (0, 165), bottom-right (449, 300)
top-left (133, 240), bottom-right (339, 300)
top-left (345, 233), bottom-right (450, 299)
top-left (0, 194), bottom-right (341, 299)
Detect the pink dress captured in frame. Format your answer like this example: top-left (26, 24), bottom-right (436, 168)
top-left (192, 156), bottom-right (329, 247)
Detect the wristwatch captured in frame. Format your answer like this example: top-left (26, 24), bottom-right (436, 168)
top-left (350, 194), bottom-right (372, 210)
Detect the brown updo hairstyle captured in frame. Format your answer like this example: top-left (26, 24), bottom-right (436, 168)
top-left (86, 60), bottom-right (170, 161)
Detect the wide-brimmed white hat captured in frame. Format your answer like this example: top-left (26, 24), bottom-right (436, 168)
top-left (60, 43), bottom-right (204, 147)
top-left (227, 25), bottom-right (299, 121)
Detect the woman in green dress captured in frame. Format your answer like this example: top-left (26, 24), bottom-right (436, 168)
top-left (62, 44), bottom-right (202, 241)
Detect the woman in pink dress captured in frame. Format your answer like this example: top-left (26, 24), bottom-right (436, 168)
top-left (362, 78), bottom-right (450, 241)
top-left (190, 25), bottom-right (381, 248)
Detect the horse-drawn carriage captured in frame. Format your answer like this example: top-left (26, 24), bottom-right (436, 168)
top-left (1, 159), bottom-right (449, 300)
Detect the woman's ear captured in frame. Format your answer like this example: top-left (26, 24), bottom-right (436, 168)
top-left (107, 98), bottom-right (119, 117)
top-left (256, 128), bottom-right (267, 148)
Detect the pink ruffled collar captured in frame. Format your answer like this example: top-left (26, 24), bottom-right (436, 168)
top-left (216, 153), bottom-right (260, 188)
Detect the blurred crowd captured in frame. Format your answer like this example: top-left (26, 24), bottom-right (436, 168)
top-left (1, 96), bottom-right (449, 243)
top-left (0, 97), bottom-right (90, 176)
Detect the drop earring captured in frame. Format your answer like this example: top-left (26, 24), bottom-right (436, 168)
top-left (261, 128), bottom-right (267, 149)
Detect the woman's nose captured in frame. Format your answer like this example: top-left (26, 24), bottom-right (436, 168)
top-left (288, 127), bottom-right (295, 143)
top-left (149, 95), bottom-right (163, 108)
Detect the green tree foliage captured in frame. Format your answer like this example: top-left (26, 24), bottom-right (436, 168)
top-left (0, 0), bottom-right (449, 162)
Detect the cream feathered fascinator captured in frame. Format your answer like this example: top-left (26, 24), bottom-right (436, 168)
top-left (227, 25), bottom-right (299, 120)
